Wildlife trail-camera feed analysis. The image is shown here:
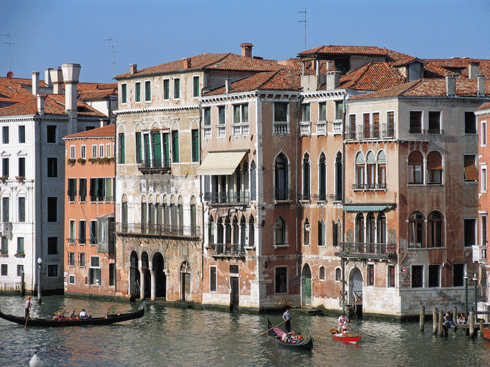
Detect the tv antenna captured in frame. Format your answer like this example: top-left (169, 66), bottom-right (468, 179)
top-left (103, 38), bottom-right (117, 77)
top-left (2, 34), bottom-right (15, 71)
top-left (298, 9), bottom-right (307, 51)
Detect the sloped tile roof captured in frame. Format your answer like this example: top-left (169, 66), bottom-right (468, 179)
top-left (298, 45), bottom-right (414, 63)
top-left (79, 89), bottom-right (117, 101)
top-left (65, 123), bottom-right (115, 139)
top-left (337, 62), bottom-right (406, 91)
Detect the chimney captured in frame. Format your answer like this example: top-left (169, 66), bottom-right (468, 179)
top-left (45, 68), bottom-right (53, 88)
top-left (468, 62), bottom-right (479, 80)
top-left (61, 63), bottom-right (81, 135)
top-left (326, 71), bottom-right (341, 90)
top-left (446, 74), bottom-right (457, 97)
top-left (183, 58), bottom-right (191, 69)
top-left (100, 119), bottom-right (105, 128)
top-left (130, 64), bottom-right (137, 75)
top-left (32, 72), bottom-right (39, 96)
top-left (478, 75), bottom-right (485, 97)
top-left (225, 78), bottom-right (232, 94)
top-left (240, 43), bottom-right (253, 58)
top-left (50, 67), bottom-right (64, 94)
top-left (37, 94), bottom-right (45, 115)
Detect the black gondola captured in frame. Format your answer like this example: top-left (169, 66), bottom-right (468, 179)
top-left (267, 319), bottom-right (314, 350)
top-left (0, 301), bottom-right (145, 327)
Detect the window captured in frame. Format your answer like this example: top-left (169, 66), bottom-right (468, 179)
top-left (274, 102), bottom-right (288, 134)
top-left (427, 151), bottom-right (442, 184)
top-left (79, 178), bottom-right (87, 201)
top-left (79, 252), bottom-right (86, 267)
top-left (249, 215), bottom-right (255, 247)
top-left (18, 157), bottom-right (25, 178)
top-left (409, 111), bottom-right (422, 133)
top-left (109, 263), bottom-right (115, 286)
top-left (366, 151), bottom-right (376, 189)
top-left (47, 157), bottom-right (56, 177)
top-left (335, 268), bottom-right (342, 281)
top-left (2, 158), bottom-right (8, 177)
top-left (0, 237), bottom-right (7, 255)
top-left (89, 256), bottom-right (101, 285)
top-left (193, 76), bottom-right (200, 97)
top-left (2, 197), bottom-right (8, 222)
top-left (428, 111), bottom-right (441, 134)
top-left (355, 152), bottom-right (364, 189)
top-left (367, 264), bottom-right (374, 286)
top-left (464, 218), bottom-right (477, 247)
top-left (47, 197), bottom-right (57, 222)
top-left (347, 114), bottom-right (356, 139)
top-left (210, 266), bottom-right (217, 292)
top-left (2, 126), bottom-right (8, 144)
top-left (106, 144), bottom-right (111, 158)
top-left (466, 111), bottom-right (476, 134)
top-left (363, 113), bottom-right (370, 139)
top-left (303, 219), bottom-right (310, 246)
top-left (302, 103), bottom-right (310, 122)
top-left (69, 220), bottom-right (76, 243)
top-left (191, 129), bottom-right (199, 162)
top-left (121, 83), bottom-right (127, 104)
top-left (17, 265), bottom-right (23, 277)
top-left (377, 213), bottom-right (386, 244)
top-left (172, 131), bottom-right (179, 162)
top-left (68, 252), bottom-right (75, 266)
top-left (372, 113), bottom-right (380, 138)
top-left (99, 144), bottom-right (104, 158)
top-left (302, 153), bottom-right (310, 200)
top-left (275, 267), bottom-right (288, 293)
top-left (90, 220), bottom-right (97, 244)
top-left (335, 152), bottom-right (343, 201)
top-left (482, 165), bottom-right (488, 193)
top-left (318, 219), bottom-right (326, 247)
top-left (174, 78), bottom-right (180, 99)
top-left (79, 220), bottom-right (86, 244)
top-left (319, 102), bottom-right (326, 121)
top-left (428, 211), bottom-right (444, 247)
top-left (68, 178), bottom-right (76, 201)
top-left (335, 100), bottom-right (344, 120)
top-left (251, 161), bottom-right (256, 201)
top-left (332, 221), bottom-right (339, 247)
top-left (378, 151), bottom-right (387, 189)
top-left (18, 126), bottom-right (25, 143)
top-left (428, 265), bottom-right (440, 287)
top-left (355, 213), bottom-right (364, 243)
top-left (69, 275), bottom-right (75, 284)
top-left (274, 217), bottom-right (287, 246)
top-left (163, 79), bottom-right (170, 100)
top-left (1, 264), bottom-right (7, 276)
top-left (134, 132), bottom-right (142, 163)
top-left (388, 265), bottom-right (395, 287)
top-left (386, 111), bottom-right (395, 137)
top-left (47, 237), bottom-right (57, 255)
top-left (408, 211), bottom-right (424, 248)
top-left (318, 153), bottom-right (326, 201)
top-left (412, 265), bottom-right (423, 288)
top-left (135, 82), bottom-right (141, 102)
top-left (408, 151), bottom-right (423, 184)
top-left (118, 133), bottom-right (125, 164)
top-left (18, 197), bottom-right (25, 222)
top-left (316, 266), bottom-right (324, 281)
top-left (233, 104), bottom-right (249, 135)
top-left (366, 212), bottom-right (376, 244)
top-left (481, 121), bottom-right (487, 146)
top-left (274, 153), bottom-right (288, 200)
top-left (453, 264), bottom-right (465, 287)
top-left (80, 145), bottom-right (86, 159)
top-left (47, 125), bottom-right (56, 143)
top-left (464, 155), bottom-right (477, 181)
top-left (145, 81), bottom-right (151, 101)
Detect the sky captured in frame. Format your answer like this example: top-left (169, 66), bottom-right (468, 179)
top-left (0, 0), bottom-right (490, 83)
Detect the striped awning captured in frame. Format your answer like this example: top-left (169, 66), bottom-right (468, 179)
top-left (343, 204), bottom-right (395, 212)
top-left (196, 150), bottom-right (248, 175)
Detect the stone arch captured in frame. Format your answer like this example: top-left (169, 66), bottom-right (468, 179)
top-left (301, 263), bottom-right (312, 306)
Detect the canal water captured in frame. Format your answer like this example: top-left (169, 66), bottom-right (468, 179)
top-left (0, 295), bottom-right (489, 366)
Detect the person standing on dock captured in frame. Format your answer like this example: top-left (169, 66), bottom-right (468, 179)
top-left (24, 296), bottom-right (31, 319)
top-left (282, 309), bottom-right (292, 332)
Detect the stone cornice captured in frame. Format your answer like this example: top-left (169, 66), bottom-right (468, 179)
top-left (114, 105), bottom-right (199, 115)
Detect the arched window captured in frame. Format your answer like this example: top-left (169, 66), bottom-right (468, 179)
top-left (408, 151), bottom-right (424, 184)
top-left (240, 216), bottom-right (247, 250)
top-left (250, 161), bottom-right (256, 201)
top-left (335, 152), bottom-right (343, 200)
top-left (217, 217), bottom-right (224, 244)
top-left (427, 151), bottom-right (443, 184)
top-left (208, 215), bottom-right (215, 245)
top-left (232, 216), bottom-right (239, 245)
top-left (428, 211), bottom-right (444, 247)
top-left (377, 212), bottom-right (387, 244)
top-left (304, 218), bottom-right (310, 246)
top-left (249, 215), bottom-right (255, 247)
top-left (366, 212), bottom-right (376, 245)
top-left (318, 219), bottom-right (326, 247)
top-left (302, 153), bottom-right (310, 200)
top-left (335, 268), bottom-right (342, 281)
top-left (190, 196), bottom-right (197, 236)
top-left (275, 153), bottom-right (289, 200)
top-left (319, 266), bottom-right (325, 281)
top-left (409, 211), bottom-right (424, 248)
top-left (319, 152), bottom-right (327, 201)
top-left (178, 196), bottom-right (184, 233)
top-left (356, 213), bottom-right (364, 243)
top-left (121, 195), bottom-right (128, 232)
top-left (225, 217), bottom-right (232, 244)
top-left (377, 150), bottom-right (387, 189)
top-left (366, 151), bottom-right (376, 189)
top-left (243, 161), bottom-right (249, 201)
top-left (274, 217), bottom-right (287, 246)
top-left (355, 152), bottom-right (365, 189)
top-left (141, 196), bottom-right (147, 234)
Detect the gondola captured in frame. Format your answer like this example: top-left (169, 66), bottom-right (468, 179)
top-left (330, 327), bottom-right (362, 344)
top-left (267, 319), bottom-right (314, 350)
top-left (0, 301), bottom-right (145, 327)
top-left (483, 328), bottom-right (490, 342)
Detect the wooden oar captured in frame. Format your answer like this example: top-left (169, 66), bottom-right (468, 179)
top-left (252, 320), bottom-right (286, 340)
top-left (24, 311), bottom-right (30, 328)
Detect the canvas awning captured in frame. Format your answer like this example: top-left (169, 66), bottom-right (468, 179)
top-left (343, 204), bottom-right (395, 212)
top-left (196, 150), bottom-right (248, 175)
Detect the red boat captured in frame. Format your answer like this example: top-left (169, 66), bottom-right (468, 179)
top-left (330, 327), bottom-right (362, 344)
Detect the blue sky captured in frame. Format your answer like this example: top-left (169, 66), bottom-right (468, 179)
top-left (0, 0), bottom-right (489, 83)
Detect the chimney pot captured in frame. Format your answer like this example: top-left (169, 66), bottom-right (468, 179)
top-left (45, 68), bottom-right (53, 88)
top-left (468, 62), bottom-right (480, 80)
top-left (240, 43), bottom-right (253, 58)
top-left (32, 72), bottom-right (39, 96)
top-left (37, 94), bottom-right (45, 115)
top-left (225, 78), bottom-right (232, 94)
top-left (446, 74), bottom-right (457, 97)
top-left (130, 64), bottom-right (137, 74)
top-left (326, 71), bottom-right (341, 90)
top-left (478, 75), bottom-right (485, 97)
top-left (50, 68), bottom-right (64, 94)
top-left (183, 58), bottom-right (191, 69)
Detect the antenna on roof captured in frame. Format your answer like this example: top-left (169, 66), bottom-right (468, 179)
top-left (103, 38), bottom-right (117, 77)
top-left (2, 34), bottom-right (15, 72)
top-left (298, 9), bottom-right (307, 51)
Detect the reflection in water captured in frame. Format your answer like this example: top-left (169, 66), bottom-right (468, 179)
top-left (0, 295), bottom-right (489, 366)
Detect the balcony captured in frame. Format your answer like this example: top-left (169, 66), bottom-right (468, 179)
top-left (204, 191), bottom-right (250, 206)
top-left (332, 119), bottom-right (343, 135)
top-left (273, 189), bottom-right (293, 202)
top-left (316, 121), bottom-right (326, 136)
top-left (472, 245), bottom-right (487, 264)
top-left (336, 242), bottom-right (397, 261)
top-left (115, 223), bottom-right (201, 238)
top-left (207, 243), bottom-right (246, 258)
top-left (138, 158), bottom-right (171, 174)
top-left (300, 121), bottom-right (311, 137)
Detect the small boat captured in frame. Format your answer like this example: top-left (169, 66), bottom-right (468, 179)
top-left (267, 319), bottom-right (314, 350)
top-left (330, 327), bottom-right (361, 344)
top-left (0, 301), bottom-right (145, 327)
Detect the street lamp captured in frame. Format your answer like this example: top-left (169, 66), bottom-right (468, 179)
top-left (473, 273), bottom-right (478, 313)
top-left (37, 257), bottom-right (42, 304)
top-left (464, 272), bottom-right (469, 317)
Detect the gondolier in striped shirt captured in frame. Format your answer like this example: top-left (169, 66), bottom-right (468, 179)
top-left (24, 296), bottom-right (31, 318)
top-left (282, 309), bottom-right (292, 332)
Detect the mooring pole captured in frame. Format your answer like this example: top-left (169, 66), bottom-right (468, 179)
top-left (433, 307), bottom-right (438, 334)
top-left (420, 306), bottom-right (425, 332)
top-left (438, 310), bottom-right (444, 337)
top-left (469, 311), bottom-right (475, 337)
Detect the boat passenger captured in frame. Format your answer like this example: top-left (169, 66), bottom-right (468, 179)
top-left (337, 313), bottom-right (346, 333)
top-left (342, 318), bottom-right (351, 336)
top-left (69, 310), bottom-right (76, 319)
top-left (79, 309), bottom-right (88, 320)
top-left (443, 312), bottom-right (455, 328)
top-left (58, 312), bottom-right (65, 319)
top-left (297, 333), bottom-right (304, 341)
top-left (458, 313), bottom-right (467, 324)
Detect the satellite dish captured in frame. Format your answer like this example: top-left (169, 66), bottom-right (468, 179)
top-left (6, 71), bottom-right (13, 79)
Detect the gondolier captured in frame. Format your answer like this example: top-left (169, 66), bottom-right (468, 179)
top-left (24, 296), bottom-right (31, 318)
top-left (282, 309), bottom-right (292, 332)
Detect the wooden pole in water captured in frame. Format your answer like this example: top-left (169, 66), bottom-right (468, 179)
top-left (486, 305), bottom-right (490, 323)
top-left (420, 306), bottom-right (425, 332)
top-left (438, 310), bottom-right (444, 337)
top-left (480, 319), bottom-right (484, 338)
top-left (433, 307), bottom-right (438, 334)
top-left (469, 311), bottom-right (475, 337)
top-left (453, 306), bottom-right (457, 322)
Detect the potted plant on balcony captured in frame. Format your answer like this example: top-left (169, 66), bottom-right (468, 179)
top-left (77, 158), bottom-right (86, 164)
top-left (0, 176), bottom-right (7, 184)
top-left (88, 157), bottom-right (98, 163)
top-left (67, 158), bottom-right (76, 165)
top-left (15, 176), bottom-right (25, 183)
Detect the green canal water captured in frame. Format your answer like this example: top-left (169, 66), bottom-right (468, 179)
top-left (0, 295), bottom-right (489, 366)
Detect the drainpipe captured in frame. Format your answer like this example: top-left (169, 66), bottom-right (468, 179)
top-left (199, 86), bottom-right (206, 286)
top-left (295, 97), bottom-right (303, 278)
top-left (341, 93), bottom-right (347, 312)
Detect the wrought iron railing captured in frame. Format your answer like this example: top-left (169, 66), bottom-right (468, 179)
top-left (337, 242), bottom-right (397, 259)
top-left (116, 223), bottom-right (201, 237)
top-left (207, 243), bottom-right (246, 257)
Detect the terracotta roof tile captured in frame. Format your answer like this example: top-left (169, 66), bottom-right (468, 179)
top-left (338, 62), bottom-right (406, 91)
top-left (65, 124), bottom-right (115, 139)
top-left (79, 89), bottom-right (117, 100)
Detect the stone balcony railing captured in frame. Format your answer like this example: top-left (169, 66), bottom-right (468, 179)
top-left (336, 242), bottom-right (397, 261)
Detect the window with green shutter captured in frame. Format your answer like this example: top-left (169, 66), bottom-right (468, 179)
top-left (174, 79), bottom-right (180, 99)
top-left (145, 81), bottom-right (151, 101)
top-left (191, 129), bottom-right (199, 162)
top-left (152, 133), bottom-right (162, 168)
top-left (163, 133), bottom-right (170, 167)
top-left (118, 133), bottom-right (125, 163)
top-left (135, 82), bottom-right (141, 102)
top-left (163, 79), bottom-right (169, 100)
top-left (144, 134), bottom-right (151, 166)
top-left (135, 132), bottom-right (142, 163)
top-left (193, 76), bottom-right (199, 97)
top-left (121, 84), bottom-right (127, 104)
top-left (172, 131), bottom-right (179, 162)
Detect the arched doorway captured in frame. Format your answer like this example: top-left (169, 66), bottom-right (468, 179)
top-left (130, 251), bottom-right (139, 298)
top-left (141, 252), bottom-right (150, 299)
top-left (152, 253), bottom-right (166, 298)
top-left (181, 261), bottom-right (190, 301)
top-left (301, 264), bottom-right (312, 306)
top-left (349, 267), bottom-right (363, 316)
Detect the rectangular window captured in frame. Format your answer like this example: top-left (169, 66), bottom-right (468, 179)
top-left (145, 81), bottom-right (151, 101)
top-left (412, 265), bottom-right (423, 288)
top-left (135, 82), bottom-right (141, 102)
top-left (2, 158), bottom-right (8, 177)
top-left (466, 111), bottom-right (476, 134)
top-left (99, 144), bottom-right (104, 158)
top-left (1, 264), bottom-right (7, 276)
top-left (193, 76), bottom-right (200, 97)
top-left (2, 126), bottom-right (8, 144)
top-left (428, 111), bottom-right (441, 134)
top-left (17, 265), bottom-right (23, 277)
top-left (335, 101), bottom-right (344, 120)
top-left (79, 252), bottom-right (86, 267)
top-left (373, 112), bottom-right (380, 138)
top-left (367, 264), bottom-right (374, 286)
top-left (409, 111), bottom-right (422, 134)
top-left (203, 108), bottom-right (211, 126)
top-left (0, 237), bottom-right (7, 255)
top-left (302, 103), bottom-right (310, 122)
top-left (174, 79), bottom-right (180, 99)
top-left (387, 111), bottom-right (395, 137)
top-left (347, 114), bottom-right (356, 139)
top-left (47, 265), bottom-right (57, 277)
top-left (47, 237), bottom-right (57, 255)
top-left (453, 264), bottom-right (465, 287)
top-left (274, 102), bottom-right (288, 134)
top-left (70, 146), bottom-right (75, 159)
top-left (118, 133), bottom-right (125, 164)
top-left (69, 275), bottom-right (75, 284)
top-left (481, 215), bottom-right (488, 248)
top-left (135, 132), bottom-right (142, 164)
top-left (218, 106), bottom-right (225, 125)
top-left (68, 178), bottom-right (76, 201)
top-left (69, 220), bottom-right (76, 243)
top-left (47, 125), bottom-right (57, 143)
top-left (80, 145), bottom-right (86, 159)
top-left (363, 113), bottom-right (370, 139)
top-left (275, 267), bottom-right (288, 293)
top-left (105, 178), bottom-right (112, 201)
top-left (464, 155), bottom-right (477, 181)
top-left (18, 126), bottom-right (25, 143)
top-left (482, 121), bottom-right (487, 146)
top-left (79, 178), bottom-right (87, 201)
top-left (47, 197), bottom-right (57, 222)
top-left (18, 157), bottom-right (25, 178)
top-left (106, 144), bottom-right (111, 158)
top-left (428, 265), bottom-right (440, 287)
top-left (18, 197), bottom-right (25, 222)
top-left (2, 197), bottom-right (8, 222)
top-left (388, 265), bottom-right (395, 287)
top-left (172, 131), bottom-right (179, 162)
top-left (90, 220), bottom-right (97, 244)
top-left (210, 266), bottom-right (217, 292)
top-left (121, 83), bottom-right (127, 104)
top-left (68, 252), bottom-right (75, 266)
top-left (191, 129), bottom-right (199, 162)
top-left (79, 220), bottom-right (86, 244)
top-left (319, 102), bottom-right (326, 121)
top-left (482, 166), bottom-right (488, 192)
top-left (163, 79), bottom-right (170, 100)
top-left (47, 157), bottom-right (56, 177)
top-left (92, 144), bottom-right (97, 158)
top-left (109, 263), bottom-right (115, 286)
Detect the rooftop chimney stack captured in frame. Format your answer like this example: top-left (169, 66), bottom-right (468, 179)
top-left (130, 64), bottom-right (137, 75)
top-left (32, 72), bottom-right (39, 96)
top-left (61, 63), bottom-right (81, 135)
top-left (183, 58), bottom-right (191, 69)
top-left (37, 94), bottom-right (45, 116)
top-left (326, 71), bottom-right (341, 90)
top-left (50, 68), bottom-right (64, 94)
top-left (44, 68), bottom-right (53, 88)
top-left (240, 43), bottom-right (253, 58)
top-left (225, 78), bottom-right (231, 94)
top-left (478, 75), bottom-right (485, 97)
top-left (446, 74), bottom-right (457, 97)
top-left (468, 62), bottom-right (480, 80)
